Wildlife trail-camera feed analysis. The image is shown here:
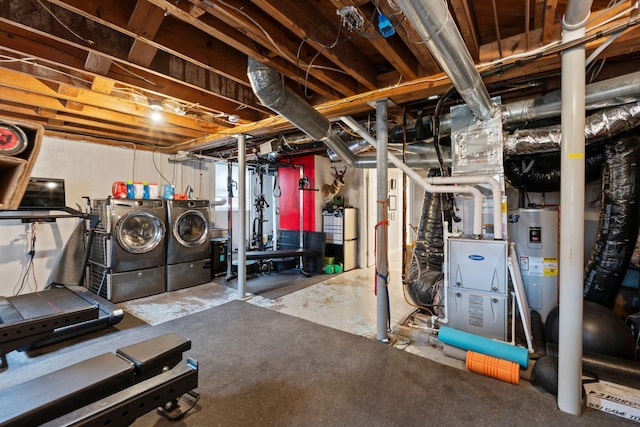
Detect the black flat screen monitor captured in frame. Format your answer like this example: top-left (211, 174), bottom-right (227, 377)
top-left (18, 177), bottom-right (66, 210)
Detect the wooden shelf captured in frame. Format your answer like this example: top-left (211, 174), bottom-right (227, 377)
top-left (0, 119), bottom-right (43, 210)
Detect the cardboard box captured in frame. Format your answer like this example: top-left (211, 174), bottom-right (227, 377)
top-left (584, 380), bottom-right (640, 423)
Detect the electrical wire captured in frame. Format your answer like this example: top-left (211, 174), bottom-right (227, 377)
top-left (131, 144), bottom-right (137, 182)
top-left (431, 86), bottom-right (461, 223)
top-left (35, 0), bottom-right (94, 45)
top-left (152, 148), bottom-right (173, 186)
top-left (477, 4), bottom-right (640, 76)
top-left (216, 0), bottom-right (347, 77)
top-left (111, 62), bottom-right (159, 86)
top-left (14, 223), bottom-right (38, 295)
top-left (273, 171), bottom-right (281, 198)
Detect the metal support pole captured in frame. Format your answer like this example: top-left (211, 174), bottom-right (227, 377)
top-left (557, 1), bottom-right (591, 415)
top-left (298, 165), bottom-right (305, 273)
top-left (237, 134), bottom-right (247, 299)
top-left (299, 165), bottom-right (304, 249)
top-left (272, 170), bottom-right (278, 250)
top-left (225, 161), bottom-right (234, 281)
top-left (376, 99), bottom-right (390, 343)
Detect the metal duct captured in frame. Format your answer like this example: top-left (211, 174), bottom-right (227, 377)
top-left (504, 71), bottom-right (640, 126)
top-left (327, 139), bottom-right (370, 161)
top-left (504, 101), bottom-right (640, 156)
top-left (351, 152), bottom-right (444, 169)
top-left (431, 71), bottom-right (640, 138)
top-left (247, 57), bottom-right (357, 166)
top-left (395, 0), bottom-right (496, 121)
top-left (248, 57), bottom-right (440, 169)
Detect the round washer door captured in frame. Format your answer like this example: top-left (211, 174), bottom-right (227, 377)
top-left (116, 211), bottom-right (165, 253)
top-left (173, 210), bottom-right (209, 248)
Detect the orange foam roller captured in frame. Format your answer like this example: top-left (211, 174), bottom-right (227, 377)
top-left (466, 350), bottom-right (520, 385)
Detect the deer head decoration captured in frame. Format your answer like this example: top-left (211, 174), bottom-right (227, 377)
top-left (321, 165), bottom-right (347, 203)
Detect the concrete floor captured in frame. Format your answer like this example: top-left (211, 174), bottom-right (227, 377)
top-left (119, 252), bottom-right (465, 371)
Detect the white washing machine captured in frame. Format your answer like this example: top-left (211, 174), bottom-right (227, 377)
top-left (87, 198), bottom-right (166, 302)
top-left (166, 199), bottom-right (211, 291)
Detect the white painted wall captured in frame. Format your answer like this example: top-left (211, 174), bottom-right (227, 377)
top-left (315, 156), bottom-right (366, 268)
top-left (0, 136), bottom-right (216, 297)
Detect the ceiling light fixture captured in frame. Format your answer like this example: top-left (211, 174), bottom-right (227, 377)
top-left (150, 110), bottom-right (163, 122)
top-left (161, 99), bottom-right (187, 116)
top-left (148, 99), bottom-right (164, 122)
top-left (149, 99), bottom-right (163, 111)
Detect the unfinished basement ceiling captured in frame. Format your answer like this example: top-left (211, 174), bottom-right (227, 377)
top-left (0, 1), bottom-right (638, 156)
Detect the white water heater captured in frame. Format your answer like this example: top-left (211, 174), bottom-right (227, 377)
top-left (508, 208), bottom-right (559, 323)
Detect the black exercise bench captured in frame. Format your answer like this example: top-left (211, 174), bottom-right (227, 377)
top-left (245, 248), bottom-right (310, 260)
top-left (0, 333), bottom-right (198, 426)
top-left (0, 285), bottom-right (124, 371)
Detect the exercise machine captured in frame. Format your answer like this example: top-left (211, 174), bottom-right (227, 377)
top-left (0, 333), bottom-right (198, 426)
top-left (0, 285), bottom-right (123, 371)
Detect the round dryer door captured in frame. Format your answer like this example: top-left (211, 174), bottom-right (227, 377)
top-left (173, 210), bottom-right (209, 248)
top-left (116, 211), bottom-right (165, 253)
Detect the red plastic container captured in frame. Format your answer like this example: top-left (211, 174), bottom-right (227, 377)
top-left (112, 181), bottom-right (127, 198)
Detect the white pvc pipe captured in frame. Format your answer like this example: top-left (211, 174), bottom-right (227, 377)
top-left (237, 134), bottom-right (247, 299)
top-left (557, 0), bottom-right (592, 416)
top-left (340, 116), bottom-right (488, 238)
top-left (426, 175), bottom-right (503, 240)
top-left (439, 221), bottom-right (454, 324)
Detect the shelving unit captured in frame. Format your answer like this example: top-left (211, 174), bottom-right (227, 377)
top-left (322, 208), bottom-right (358, 271)
top-left (0, 120), bottom-right (43, 210)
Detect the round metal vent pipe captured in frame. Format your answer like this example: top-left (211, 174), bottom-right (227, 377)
top-left (248, 57), bottom-right (357, 166)
top-left (394, 0), bottom-right (497, 121)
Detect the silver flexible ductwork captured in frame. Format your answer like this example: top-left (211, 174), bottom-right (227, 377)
top-left (504, 101), bottom-right (640, 156)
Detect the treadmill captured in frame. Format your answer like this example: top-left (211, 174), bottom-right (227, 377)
top-left (0, 207), bottom-right (124, 371)
top-left (0, 285), bottom-right (123, 370)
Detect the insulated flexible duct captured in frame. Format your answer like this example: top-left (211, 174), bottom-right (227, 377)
top-left (503, 148), bottom-right (605, 193)
top-left (504, 101), bottom-right (640, 157)
top-left (584, 135), bottom-right (640, 308)
top-left (406, 170), bottom-right (446, 311)
top-left (503, 102), bottom-right (640, 192)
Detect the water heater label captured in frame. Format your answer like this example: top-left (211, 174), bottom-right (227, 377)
top-left (543, 257), bottom-right (558, 276)
top-left (523, 256), bottom-right (558, 276)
